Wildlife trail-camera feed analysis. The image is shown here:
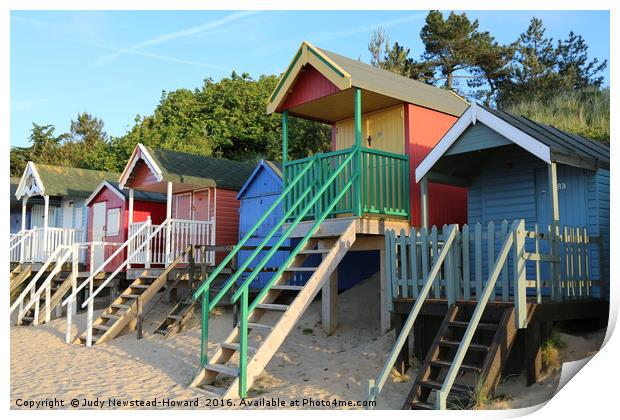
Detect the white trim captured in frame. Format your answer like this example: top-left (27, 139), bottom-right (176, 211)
top-left (415, 104), bottom-right (552, 183)
top-left (118, 143), bottom-right (163, 189)
top-left (15, 161), bottom-right (45, 199)
top-left (85, 180), bottom-right (125, 206)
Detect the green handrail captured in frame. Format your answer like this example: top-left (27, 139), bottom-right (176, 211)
top-left (191, 158), bottom-right (315, 301)
top-left (233, 152), bottom-right (357, 398)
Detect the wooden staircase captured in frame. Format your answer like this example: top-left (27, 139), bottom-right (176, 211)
top-left (154, 297), bottom-right (198, 337)
top-left (73, 252), bottom-right (188, 346)
top-left (191, 221), bottom-right (356, 398)
top-left (404, 303), bottom-right (518, 410)
top-left (10, 264), bottom-right (33, 303)
top-left (19, 271), bottom-right (74, 326)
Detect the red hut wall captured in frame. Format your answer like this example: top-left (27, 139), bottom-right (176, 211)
top-left (405, 104), bottom-right (468, 227)
top-left (279, 65), bottom-right (339, 111)
top-left (214, 188), bottom-right (241, 263)
top-left (87, 187), bottom-right (166, 272)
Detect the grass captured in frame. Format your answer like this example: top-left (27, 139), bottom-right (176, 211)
top-left (504, 88), bottom-right (610, 145)
top-left (541, 329), bottom-right (567, 372)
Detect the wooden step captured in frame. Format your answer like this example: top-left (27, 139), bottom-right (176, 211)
top-left (270, 284), bottom-right (304, 291)
top-left (206, 364), bottom-right (239, 377)
top-left (420, 380), bottom-right (470, 395)
top-left (410, 401), bottom-right (434, 410)
top-left (449, 321), bottom-right (497, 331)
top-left (311, 232), bottom-right (340, 238)
top-left (101, 313), bottom-right (121, 320)
top-left (247, 322), bottom-right (273, 332)
top-left (439, 340), bottom-right (490, 352)
top-left (430, 360), bottom-right (481, 373)
top-left (111, 303), bottom-right (130, 310)
top-left (220, 342), bottom-right (257, 353)
top-left (130, 285), bottom-right (150, 289)
top-left (255, 303), bottom-right (289, 311)
top-left (167, 314), bottom-right (182, 320)
top-left (120, 294), bottom-right (140, 299)
top-left (196, 384), bottom-right (226, 397)
top-left (298, 249), bottom-right (330, 255)
top-left (93, 324), bottom-right (110, 331)
top-left (284, 267), bottom-right (316, 272)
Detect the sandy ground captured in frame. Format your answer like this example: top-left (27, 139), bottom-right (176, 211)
top-left (10, 273), bottom-right (605, 410)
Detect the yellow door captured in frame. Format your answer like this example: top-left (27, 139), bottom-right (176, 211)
top-left (333, 105), bottom-right (404, 154)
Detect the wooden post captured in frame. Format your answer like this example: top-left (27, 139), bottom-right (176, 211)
top-left (322, 264), bottom-right (338, 335)
top-left (380, 248), bottom-right (391, 333)
top-left (420, 176), bottom-right (429, 229)
top-left (547, 162), bottom-right (561, 300)
top-left (127, 188), bottom-right (134, 269)
top-left (20, 197), bottom-right (28, 263)
top-left (282, 110), bottom-right (288, 185)
top-left (165, 181), bottom-right (173, 264)
top-left (43, 194), bottom-right (50, 258)
top-left (136, 297), bottom-right (143, 340)
top-left (513, 220), bottom-right (527, 328)
top-left (394, 315), bottom-right (410, 375)
top-left (525, 322), bottom-right (543, 385)
top-left (354, 87), bottom-right (362, 217)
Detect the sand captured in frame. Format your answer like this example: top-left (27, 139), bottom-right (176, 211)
top-left (10, 273), bottom-right (605, 410)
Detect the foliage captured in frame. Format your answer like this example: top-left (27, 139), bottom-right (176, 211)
top-left (10, 72), bottom-right (331, 176)
top-left (504, 88), bottom-right (610, 144)
top-left (368, 12), bottom-right (608, 111)
top-left (541, 329), bottom-right (566, 372)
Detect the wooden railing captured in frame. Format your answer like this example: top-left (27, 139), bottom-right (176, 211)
top-left (9, 227), bottom-right (83, 263)
top-left (284, 147), bottom-right (409, 221)
top-left (385, 221), bottom-right (602, 304)
top-left (128, 218), bottom-right (215, 266)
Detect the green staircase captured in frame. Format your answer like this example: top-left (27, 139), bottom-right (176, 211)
top-left (190, 148), bottom-right (363, 398)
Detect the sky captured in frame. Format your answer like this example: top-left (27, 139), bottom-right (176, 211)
top-left (10, 10), bottom-right (610, 147)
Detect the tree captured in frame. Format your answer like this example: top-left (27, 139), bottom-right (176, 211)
top-left (556, 31), bottom-right (607, 90)
top-left (66, 112), bottom-right (116, 171)
top-left (10, 123), bottom-right (69, 176)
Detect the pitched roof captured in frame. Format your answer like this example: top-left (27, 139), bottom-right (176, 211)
top-left (85, 180), bottom-right (167, 206)
top-left (416, 103), bottom-right (610, 182)
top-left (483, 106), bottom-right (609, 168)
top-left (15, 162), bottom-right (120, 199)
top-left (144, 146), bottom-right (256, 191)
top-left (267, 41), bottom-right (469, 118)
top-left (236, 160), bottom-right (283, 199)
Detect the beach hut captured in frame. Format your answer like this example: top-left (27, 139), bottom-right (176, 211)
top-left (85, 180), bottom-right (167, 272)
top-left (11, 162), bottom-right (119, 264)
top-left (66, 144), bottom-right (255, 347)
top-left (191, 41), bottom-right (472, 399)
top-left (369, 103), bottom-right (610, 409)
top-left (237, 160), bottom-right (380, 290)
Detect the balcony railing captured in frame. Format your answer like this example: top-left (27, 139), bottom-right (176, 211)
top-left (10, 227), bottom-right (84, 263)
top-left (283, 147), bottom-right (409, 221)
top-left (128, 218), bottom-right (215, 266)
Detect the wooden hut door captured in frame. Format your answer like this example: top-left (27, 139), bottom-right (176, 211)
top-left (173, 193), bottom-right (192, 220)
top-left (91, 202), bottom-right (106, 269)
top-left (192, 189), bottom-right (213, 222)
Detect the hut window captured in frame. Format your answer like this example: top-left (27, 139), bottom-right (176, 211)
top-left (106, 208), bottom-right (121, 236)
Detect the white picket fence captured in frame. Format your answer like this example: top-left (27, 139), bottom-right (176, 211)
top-left (9, 227), bottom-right (83, 264)
top-left (127, 218), bottom-right (215, 266)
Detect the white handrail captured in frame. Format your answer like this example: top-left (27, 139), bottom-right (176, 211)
top-left (16, 245), bottom-right (75, 324)
top-left (10, 245), bottom-right (68, 314)
top-left (61, 218), bottom-right (152, 307)
top-left (82, 219), bottom-right (171, 308)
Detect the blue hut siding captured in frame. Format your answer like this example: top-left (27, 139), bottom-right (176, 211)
top-left (462, 127), bottom-right (608, 297)
top-left (238, 160), bottom-right (380, 291)
top-left (237, 162), bottom-right (288, 290)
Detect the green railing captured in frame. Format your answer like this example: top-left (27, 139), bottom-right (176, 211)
top-left (192, 148), bottom-right (358, 398)
top-left (284, 147), bottom-right (410, 221)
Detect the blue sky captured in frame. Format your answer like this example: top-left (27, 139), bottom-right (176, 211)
top-left (10, 10), bottom-right (610, 147)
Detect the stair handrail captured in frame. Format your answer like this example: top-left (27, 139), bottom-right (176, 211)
top-left (15, 244), bottom-right (76, 325)
top-left (366, 224), bottom-right (459, 406)
top-left (9, 229), bottom-right (31, 251)
top-left (191, 155), bottom-right (319, 303)
top-left (435, 219), bottom-right (525, 409)
top-left (10, 245), bottom-right (68, 314)
top-left (60, 218), bottom-right (152, 307)
top-left (81, 218), bottom-right (172, 308)
top-left (229, 150), bottom-right (358, 399)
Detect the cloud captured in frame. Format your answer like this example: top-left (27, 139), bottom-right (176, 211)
top-left (95, 10), bottom-right (260, 65)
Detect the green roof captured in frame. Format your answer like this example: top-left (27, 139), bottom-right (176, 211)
top-left (145, 147), bottom-right (256, 191)
top-left (35, 164), bottom-right (120, 198)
